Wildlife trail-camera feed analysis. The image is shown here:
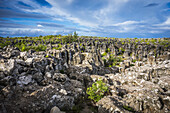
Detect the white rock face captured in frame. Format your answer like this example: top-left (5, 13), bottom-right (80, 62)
top-left (59, 89), bottom-right (67, 95)
top-left (45, 72), bottom-right (52, 78)
top-left (25, 58), bottom-right (34, 65)
top-left (20, 51), bottom-right (27, 57)
top-left (0, 59), bottom-right (15, 72)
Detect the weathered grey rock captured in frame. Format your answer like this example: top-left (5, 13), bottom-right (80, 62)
top-left (25, 58), bottom-right (34, 66)
top-left (0, 59), bottom-right (15, 73)
top-left (45, 72), bottom-right (52, 78)
top-left (0, 38), bottom-right (170, 113)
top-left (17, 75), bottom-right (33, 85)
top-left (50, 106), bottom-right (65, 113)
top-left (20, 51), bottom-right (27, 57)
top-left (32, 72), bottom-right (44, 83)
top-left (11, 49), bottom-right (20, 57)
top-left (53, 73), bottom-right (68, 82)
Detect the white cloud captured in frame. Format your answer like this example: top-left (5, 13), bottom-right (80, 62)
top-left (6, 0), bottom-right (170, 37)
top-left (154, 17), bottom-right (170, 26)
top-left (37, 24), bottom-right (43, 27)
top-left (21, 0), bottom-right (97, 28)
top-left (94, 0), bottom-right (129, 26)
top-left (53, 18), bottom-right (64, 21)
top-left (113, 21), bottom-right (140, 26)
top-left (66, 0), bottom-right (74, 4)
top-left (163, 17), bottom-right (170, 25)
top-left (149, 30), bottom-right (162, 33)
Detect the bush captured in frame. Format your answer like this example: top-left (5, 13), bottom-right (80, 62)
top-left (130, 64), bottom-right (135, 66)
top-left (106, 48), bottom-right (110, 53)
top-left (45, 55), bottom-right (49, 58)
top-left (73, 31), bottom-right (78, 40)
top-left (132, 59), bottom-right (136, 63)
top-left (86, 80), bottom-right (108, 102)
top-left (34, 44), bottom-right (47, 51)
top-left (21, 44), bottom-right (26, 51)
top-left (59, 70), bottom-right (64, 74)
top-left (61, 32), bottom-right (78, 44)
top-left (0, 40), bottom-right (11, 48)
top-left (17, 43), bottom-right (47, 52)
top-left (53, 44), bottom-right (62, 50)
top-left (123, 105), bottom-right (135, 112)
top-left (102, 52), bottom-right (107, 57)
top-left (119, 48), bottom-right (125, 52)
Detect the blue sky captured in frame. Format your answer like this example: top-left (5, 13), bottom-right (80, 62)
top-left (0, 0), bottom-right (170, 38)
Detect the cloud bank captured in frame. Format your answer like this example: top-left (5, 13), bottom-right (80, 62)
top-left (0, 0), bottom-right (170, 38)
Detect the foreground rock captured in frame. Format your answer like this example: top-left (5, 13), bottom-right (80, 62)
top-left (96, 60), bottom-right (170, 113)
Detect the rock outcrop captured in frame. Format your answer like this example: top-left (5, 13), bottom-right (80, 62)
top-left (0, 37), bottom-right (169, 113)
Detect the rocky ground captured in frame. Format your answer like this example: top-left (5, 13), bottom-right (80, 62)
top-left (0, 37), bottom-right (169, 113)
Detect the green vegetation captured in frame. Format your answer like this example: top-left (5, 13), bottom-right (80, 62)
top-left (73, 31), bottom-right (78, 39)
top-left (106, 48), bottom-right (110, 53)
top-left (59, 70), bottom-right (64, 74)
top-left (61, 31), bottom-right (78, 43)
top-left (159, 40), bottom-right (170, 47)
top-left (45, 55), bottom-right (49, 58)
top-left (0, 40), bottom-right (11, 48)
top-left (130, 64), bottom-right (135, 66)
top-left (119, 47), bottom-right (125, 52)
top-left (15, 43), bottom-right (47, 52)
top-left (53, 44), bottom-right (62, 50)
top-left (0, 35), bottom-right (169, 55)
top-left (132, 59), bottom-right (136, 63)
top-left (71, 102), bottom-right (84, 113)
top-left (123, 105), bottom-right (135, 112)
top-left (86, 80), bottom-right (108, 102)
top-left (119, 48), bottom-right (125, 55)
top-left (102, 54), bottom-right (123, 67)
top-left (102, 52), bottom-right (107, 57)
top-left (35, 44), bottom-right (47, 51)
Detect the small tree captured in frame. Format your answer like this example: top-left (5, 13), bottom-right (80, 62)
top-left (73, 31), bottom-right (78, 38)
top-left (73, 31), bottom-right (78, 42)
top-left (86, 80), bottom-right (108, 102)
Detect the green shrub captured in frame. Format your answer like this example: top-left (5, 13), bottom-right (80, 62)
top-left (132, 59), bottom-right (136, 63)
top-left (61, 32), bottom-right (78, 43)
top-left (112, 62), bottom-right (117, 66)
top-left (102, 54), bottom-right (123, 67)
top-left (130, 64), bottom-right (135, 66)
top-left (150, 39), bottom-right (156, 44)
top-left (73, 31), bottom-right (78, 41)
top-left (34, 44), bottom-right (47, 51)
top-left (53, 44), bottom-right (62, 50)
top-left (0, 40), bottom-right (11, 48)
top-left (45, 55), bottom-right (49, 58)
top-left (106, 48), bottom-right (110, 53)
top-left (86, 80), bottom-right (108, 102)
top-left (19, 44), bottom-right (47, 52)
top-left (123, 105), bottom-right (135, 112)
top-left (59, 70), bottom-right (64, 74)
top-left (102, 52), bottom-right (107, 57)
top-left (146, 42), bottom-right (150, 45)
top-left (119, 48), bottom-right (125, 52)
top-left (80, 43), bottom-right (82, 46)
top-left (21, 44), bottom-right (26, 51)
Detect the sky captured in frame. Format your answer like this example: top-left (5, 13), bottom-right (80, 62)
top-left (0, 0), bottom-right (170, 38)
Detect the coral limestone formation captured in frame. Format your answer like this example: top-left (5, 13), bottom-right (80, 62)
top-left (0, 36), bottom-right (169, 113)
